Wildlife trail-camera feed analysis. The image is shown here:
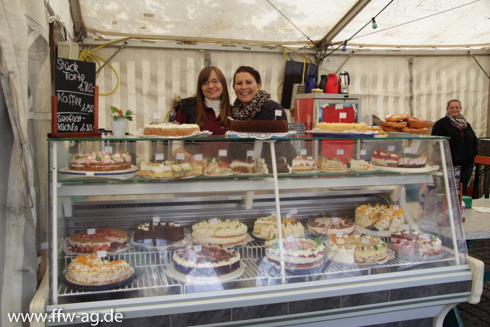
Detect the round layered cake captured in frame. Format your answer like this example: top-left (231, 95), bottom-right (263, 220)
top-left (253, 216), bottom-right (304, 247)
top-left (134, 222), bottom-right (185, 247)
top-left (266, 237), bottom-right (325, 269)
top-left (68, 151), bottom-right (131, 171)
top-left (325, 234), bottom-right (388, 264)
top-left (66, 254), bottom-right (134, 285)
top-left (390, 230), bottom-right (442, 257)
top-left (173, 245), bottom-right (241, 277)
top-left (68, 228), bottom-right (127, 253)
top-left (192, 219), bottom-right (248, 246)
top-left (307, 214), bottom-right (354, 236)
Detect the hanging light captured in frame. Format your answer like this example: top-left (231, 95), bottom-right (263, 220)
top-left (372, 17), bottom-right (378, 29)
top-left (342, 41), bottom-right (347, 52)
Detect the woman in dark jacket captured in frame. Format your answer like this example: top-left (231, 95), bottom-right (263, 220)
top-left (431, 99), bottom-right (478, 195)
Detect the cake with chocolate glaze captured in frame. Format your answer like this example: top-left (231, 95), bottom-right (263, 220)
top-left (173, 245), bottom-right (241, 277)
top-left (133, 222), bottom-right (185, 247)
top-left (230, 120), bottom-right (288, 133)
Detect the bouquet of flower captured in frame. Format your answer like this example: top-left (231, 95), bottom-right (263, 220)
top-left (110, 106), bottom-right (134, 121)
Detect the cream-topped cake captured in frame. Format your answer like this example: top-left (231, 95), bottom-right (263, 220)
top-left (307, 214), bottom-right (354, 236)
top-left (347, 158), bottom-right (373, 171)
top-left (67, 228), bottom-right (127, 253)
top-left (266, 237), bottom-right (325, 269)
top-left (390, 230), bottom-right (442, 256)
top-left (192, 219), bottom-right (248, 246)
top-left (66, 254), bottom-right (134, 285)
top-left (316, 156), bottom-right (346, 171)
top-left (325, 234), bottom-right (388, 264)
top-left (139, 162), bottom-right (173, 178)
top-left (292, 156), bottom-right (316, 171)
top-left (68, 151), bottom-right (131, 171)
top-left (173, 245), bottom-right (241, 277)
top-left (355, 203), bottom-right (405, 232)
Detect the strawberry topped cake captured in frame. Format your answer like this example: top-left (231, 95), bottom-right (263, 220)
top-left (67, 228), bottom-right (127, 253)
top-left (371, 149), bottom-right (398, 167)
top-left (68, 151), bottom-right (131, 171)
top-left (390, 230), bottom-right (442, 257)
top-left (266, 237), bottom-right (325, 269)
top-left (307, 214), bottom-right (354, 236)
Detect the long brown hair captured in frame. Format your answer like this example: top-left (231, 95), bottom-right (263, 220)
top-left (195, 66), bottom-right (231, 128)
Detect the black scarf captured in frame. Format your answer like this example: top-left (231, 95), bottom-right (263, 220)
top-left (231, 90), bottom-right (270, 120)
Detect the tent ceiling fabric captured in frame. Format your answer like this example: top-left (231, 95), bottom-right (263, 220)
top-left (76, 0), bottom-right (490, 49)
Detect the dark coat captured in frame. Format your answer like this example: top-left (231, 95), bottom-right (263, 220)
top-left (431, 116), bottom-right (478, 166)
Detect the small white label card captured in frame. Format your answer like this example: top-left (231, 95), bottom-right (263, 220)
top-left (194, 245), bottom-right (202, 252)
top-left (153, 112), bottom-right (161, 119)
top-left (195, 154), bottom-right (203, 161)
top-left (153, 217), bottom-right (160, 223)
top-left (271, 211), bottom-right (277, 217)
top-left (286, 212), bottom-right (292, 218)
top-left (219, 149), bottom-right (227, 157)
top-left (247, 150), bottom-right (254, 157)
top-left (403, 224), bottom-right (410, 230)
top-left (301, 149), bottom-right (307, 155)
top-left (362, 238), bottom-right (370, 244)
top-left (404, 148), bottom-right (411, 153)
top-left (104, 146), bottom-right (113, 154)
top-left (291, 208), bottom-right (298, 215)
top-left (87, 228), bottom-right (95, 235)
top-left (339, 112), bottom-right (347, 119)
top-left (155, 153), bottom-right (164, 161)
top-left (275, 110), bottom-right (282, 117)
top-left (393, 205), bottom-right (400, 210)
top-left (97, 251), bottom-right (107, 258)
top-left (423, 234), bottom-right (430, 240)
top-left (388, 146), bottom-right (395, 152)
top-left (176, 153), bottom-right (185, 160)
top-left (361, 149), bottom-right (367, 155)
top-left (332, 217), bottom-right (339, 222)
top-left (337, 149), bottom-right (344, 155)
top-left (335, 103), bottom-right (343, 109)
top-left (336, 232), bottom-right (343, 238)
top-left (210, 218), bottom-right (218, 225)
top-left (41, 242), bottom-right (48, 250)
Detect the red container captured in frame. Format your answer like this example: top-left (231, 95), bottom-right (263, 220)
top-left (325, 74), bottom-right (338, 93)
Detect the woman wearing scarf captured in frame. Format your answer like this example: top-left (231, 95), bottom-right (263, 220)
top-left (432, 99), bottom-right (478, 195)
top-left (231, 66), bottom-right (296, 164)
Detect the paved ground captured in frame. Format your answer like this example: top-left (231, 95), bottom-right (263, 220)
top-left (455, 239), bottom-right (490, 326)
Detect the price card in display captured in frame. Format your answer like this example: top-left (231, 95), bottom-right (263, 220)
top-left (339, 112), bottom-right (347, 119)
top-left (153, 217), bottom-right (160, 223)
top-left (194, 245), bottom-right (202, 252)
top-left (153, 112), bottom-right (161, 120)
top-left (286, 212), bottom-right (292, 218)
top-left (104, 146), bottom-right (113, 154)
top-left (337, 149), bottom-right (344, 155)
top-left (301, 149), bottom-right (307, 155)
top-left (97, 251), bottom-right (107, 258)
top-left (155, 153), bottom-right (164, 161)
top-left (335, 104), bottom-right (343, 109)
top-left (219, 150), bottom-right (227, 157)
top-left (336, 232), bottom-right (343, 238)
top-left (275, 110), bottom-right (282, 117)
top-left (271, 211), bottom-right (277, 217)
top-left (388, 146), bottom-right (395, 152)
top-left (41, 242), bottom-right (48, 250)
top-left (210, 218), bottom-right (218, 225)
top-left (247, 150), bottom-right (254, 157)
top-left (362, 238), bottom-right (370, 244)
top-left (176, 153), bottom-right (185, 161)
top-left (393, 205), bottom-right (400, 210)
top-left (361, 149), bottom-right (366, 155)
top-left (291, 208), bottom-right (298, 215)
top-left (423, 234), bottom-right (430, 240)
top-left (332, 217), bottom-right (339, 222)
top-left (403, 224), bottom-right (410, 230)
top-left (404, 148), bottom-right (411, 154)
top-left (195, 154), bottom-right (203, 161)
top-left (87, 229), bottom-right (95, 235)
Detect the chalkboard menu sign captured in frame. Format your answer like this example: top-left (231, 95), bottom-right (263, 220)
top-left (49, 58), bottom-right (101, 137)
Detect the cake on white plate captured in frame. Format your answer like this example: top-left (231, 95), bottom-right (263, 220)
top-left (325, 234), bottom-right (388, 264)
top-left (355, 203), bottom-right (405, 232)
top-left (173, 245), bottom-right (241, 277)
top-left (316, 156), bottom-right (346, 171)
top-left (306, 214), bottom-right (354, 236)
top-left (265, 236), bottom-right (325, 269)
top-left (292, 156), bottom-right (316, 172)
top-left (66, 254), bottom-right (134, 285)
top-left (192, 219), bottom-right (248, 246)
top-left (347, 158), bottom-right (373, 171)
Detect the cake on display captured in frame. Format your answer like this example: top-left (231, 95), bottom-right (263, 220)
top-left (307, 214), bottom-right (355, 236)
top-left (139, 162), bottom-right (173, 178)
top-left (292, 156), bottom-right (316, 172)
top-left (67, 228), bottom-right (127, 253)
top-left (355, 203), bottom-right (405, 232)
top-left (398, 154), bottom-right (428, 168)
top-left (390, 230), bottom-right (442, 257)
top-left (230, 120), bottom-right (288, 133)
top-left (371, 149), bottom-right (398, 167)
top-left (66, 254), bottom-right (134, 285)
top-left (203, 158), bottom-right (229, 175)
top-left (325, 234), bottom-right (388, 264)
top-left (316, 156), bottom-right (346, 171)
top-left (372, 149), bottom-right (427, 168)
top-left (68, 151), bottom-right (131, 171)
top-left (315, 122), bottom-right (367, 133)
top-left (173, 245), bottom-right (241, 277)
top-left (265, 237), bottom-right (325, 269)
top-left (230, 160), bottom-right (255, 174)
top-left (171, 163), bottom-right (192, 177)
top-left (192, 219), bottom-right (248, 246)
top-left (252, 216), bottom-right (305, 247)
top-left (133, 222), bottom-right (185, 247)
top-left (347, 158), bottom-right (373, 171)
top-left (143, 124), bottom-right (200, 136)
top-left (254, 157), bottom-right (291, 174)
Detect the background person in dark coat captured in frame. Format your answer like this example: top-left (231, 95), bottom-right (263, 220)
top-left (432, 99), bottom-right (478, 195)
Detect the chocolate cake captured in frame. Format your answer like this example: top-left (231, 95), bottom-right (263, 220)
top-left (230, 120), bottom-right (288, 133)
top-left (134, 222), bottom-right (185, 247)
top-left (173, 245), bottom-right (241, 277)
top-left (254, 157), bottom-right (291, 174)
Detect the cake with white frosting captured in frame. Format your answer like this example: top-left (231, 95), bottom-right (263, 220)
top-left (192, 219), bottom-right (248, 246)
top-left (68, 151), bottom-right (131, 171)
top-left (292, 156), bottom-right (316, 171)
top-left (306, 214), bottom-right (354, 236)
top-left (265, 237), bottom-right (325, 269)
top-left (390, 230), bottom-right (442, 257)
top-left (66, 254), bottom-right (134, 285)
top-left (325, 234), bottom-right (388, 264)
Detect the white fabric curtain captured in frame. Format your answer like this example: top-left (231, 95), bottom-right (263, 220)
top-left (0, 0), bottom-right (50, 325)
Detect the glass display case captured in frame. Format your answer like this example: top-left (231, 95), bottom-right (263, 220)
top-left (40, 134), bottom-right (480, 326)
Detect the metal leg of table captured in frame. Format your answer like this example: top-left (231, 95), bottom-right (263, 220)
top-left (473, 164), bottom-right (480, 199)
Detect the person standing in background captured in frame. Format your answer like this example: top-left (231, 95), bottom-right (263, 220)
top-left (432, 99), bottom-right (478, 195)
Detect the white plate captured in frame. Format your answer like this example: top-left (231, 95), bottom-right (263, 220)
top-left (225, 131), bottom-right (296, 139)
top-left (292, 169), bottom-right (321, 174)
top-left (384, 132), bottom-right (425, 137)
top-left (59, 165), bottom-right (138, 179)
top-left (348, 168), bottom-right (378, 172)
top-left (203, 171), bottom-right (234, 176)
top-left (63, 237), bottom-right (132, 256)
top-left (371, 165), bottom-right (439, 173)
top-left (134, 129), bottom-right (213, 139)
top-left (317, 169), bottom-right (349, 173)
top-left (164, 262), bottom-right (244, 284)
